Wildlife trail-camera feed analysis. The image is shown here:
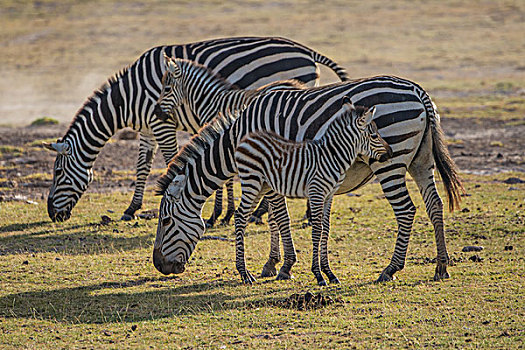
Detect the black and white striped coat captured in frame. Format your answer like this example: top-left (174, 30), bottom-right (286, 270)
top-left (154, 75), bottom-right (464, 283)
top-left (44, 36), bottom-right (348, 222)
top-left (234, 102), bottom-right (391, 285)
top-left (156, 55), bottom-right (309, 226)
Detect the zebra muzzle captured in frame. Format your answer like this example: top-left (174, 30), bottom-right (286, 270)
top-left (153, 104), bottom-right (170, 122)
top-left (153, 247), bottom-right (186, 275)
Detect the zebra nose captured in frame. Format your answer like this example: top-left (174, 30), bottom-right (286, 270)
top-left (153, 104), bottom-right (169, 122)
top-left (153, 248), bottom-right (186, 275)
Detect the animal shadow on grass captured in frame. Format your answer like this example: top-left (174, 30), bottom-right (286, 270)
top-left (0, 277), bottom-right (290, 324)
top-left (0, 220), bottom-right (151, 256)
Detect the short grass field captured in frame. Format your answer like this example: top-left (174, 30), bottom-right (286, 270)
top-left (1, 173), bottom-right (524, 349)
top-left (1, 0), bottom-right (524, 348)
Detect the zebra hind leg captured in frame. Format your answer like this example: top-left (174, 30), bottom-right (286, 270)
top-left (320, 196), bottom-right (339, 284)
top-left (260, 203), bottom-right (281, 278)
top-left (408, 139), bottom-right (450, 281)
top-left (265, 193), bottom-right (297, 281)
top-left (220, 179), bottom-right (235, 226)
top-left (375, 171), bottom-right (417, 283)
top-left (309, 195), bottom-right (327, 286)
top-left (248, 197), bottom-right (269, 225)
top-left (122, 133), bottom-right (158, 221)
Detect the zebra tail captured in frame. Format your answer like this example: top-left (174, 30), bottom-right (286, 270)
top-left (427, 99), bottom-right (465, 212)
top-left (310, 51), bottom-right (349, 81)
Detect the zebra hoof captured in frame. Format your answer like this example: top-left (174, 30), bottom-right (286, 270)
top-left (317, 279), bottom-right (327, 287)
top-left (376, 271), bottom-right (395, 283)
top-left (276, 271), bottom-right (293, 280)
top-left (240, 271), bottom-right (257, 284)
top-left (260, 265), bottom-right (277, 278)
top-left (219, 219), bottom-right (230, 227)
top-left (205, 221), bottom-right (214, 229)
top-left (121, 213), bottom-right (135, 221)
top-left (329, 277), bottom-right (341, 285)
top-left (433, 263), bottom-right (450, 281)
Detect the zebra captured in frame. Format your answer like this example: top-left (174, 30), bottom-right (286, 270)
top-left (154, 75), bottom-right (464, 283)
top-left (233, 101), bottom-right (392, 285)
top-left (43, 36), bottom-right (349, 222)
top-left (156, 54), bottom-right (308, 226)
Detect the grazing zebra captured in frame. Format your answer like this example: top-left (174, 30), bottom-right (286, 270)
top-left (156, 54), bottom-right (308, 226)
top-left (154, 75), bottom-right (464, 283)
top-left (234, 101), bottom-right (392, 285)
top-left (43, 36), bottom-right (349, 222)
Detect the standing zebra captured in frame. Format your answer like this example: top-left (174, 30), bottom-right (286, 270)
top-left (43, 36), bottom-right (348, 222)
top-left (156, 54), bottom-right (307, 226)
top-left (154, 75), bottom-right (464, 283)
top-left (234, 101), bottom-right (392, 285)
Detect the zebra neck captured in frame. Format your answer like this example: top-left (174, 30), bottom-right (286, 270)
top-left (320, 127), bottom-right (358, 173)
top-left (186, 78), bottom-right (249, 125)
top-left (186, 125), bottom-right (238, 200)
top-left (62, 82), bottom-right (127, 168)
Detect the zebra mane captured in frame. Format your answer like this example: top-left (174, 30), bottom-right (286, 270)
top-left (64, 66), bottom-right (129, 136)
top-left (156, 111), bottom-right (236, 195)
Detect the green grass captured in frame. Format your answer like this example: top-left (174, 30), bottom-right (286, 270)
top-left (1, 174), bottom-right (523, 349)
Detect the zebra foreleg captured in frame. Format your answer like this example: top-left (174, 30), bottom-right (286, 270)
top-left (320, 195), bottom-right (340, 284)
top-left (266, 193), bottom-right (297, 281)
top-left (309, 195), bottom-right (327, 286)
top-left (376, 176), bottom-right (416, 282)
top-left (234, 187), bottom-right (264, 284)
top-left (205, 187), bottom-right (223, 228)
top-left (220, 179), bottom-right (235, 225)
top-left (122, 133), bottom-right (158, 221)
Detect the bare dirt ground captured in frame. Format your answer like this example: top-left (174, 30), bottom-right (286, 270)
top-left (1, 115), bottom-right (523, 203)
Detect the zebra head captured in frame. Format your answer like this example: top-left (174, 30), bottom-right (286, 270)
top-left (154, 54), bottom-right (184, 122)
top-left (153, 171), bottom-right (206, 275)
top-left (43, 140), bottom-right (94, 222)
top-left (347, 103), bottom-right (393, 162)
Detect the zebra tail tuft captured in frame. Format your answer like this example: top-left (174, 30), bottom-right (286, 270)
top-left (429, 102), bottom-right (465, 212)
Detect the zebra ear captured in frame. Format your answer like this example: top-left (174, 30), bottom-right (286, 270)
top-left (166, 56), bottom-right (182, 78)
top-left (167, 174), bottom-right (186, 199)
top-left (358, 106), bottom-right (376, 127)
top-left (42, 141), bottom-right (70, 155)
top-left (341, 97), bottom-right (355, 114)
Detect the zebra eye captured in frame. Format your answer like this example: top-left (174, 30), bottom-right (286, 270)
top-left (162, 217), bottom-right (172, 226)
top-left (56, 168), bottom-right (63, 176)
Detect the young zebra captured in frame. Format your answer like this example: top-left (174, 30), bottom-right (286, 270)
top-left (43, 36), bottom-right (348, 222)
top-left (233, 101), bottom-right (392, 285)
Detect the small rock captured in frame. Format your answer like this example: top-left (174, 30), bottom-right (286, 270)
top-left (131, 325), bottom-right (137, 331)
top-left (55, 257), bottom-right (61, 260)
top-left (132, 222), bottom-right (139, 228)
top-left (508, 187), bottom-right (519, 191)
top-left (100, 215), bottom-right (112, 225)
top-left (107, 209), bottom-right (114, 213)
top-left (22, 260), bottom-right (29, 265)
top-left (113, 229), bottom-right (120, 233)
top-left (469, 255), bottom-right (483, 262)
top-left (462, 246), bottom-right (484, 252)
top-left (496, 153), bottom-right (503, 159)
top-left (474, 184), bottom-right (481, 188)
top-left (502, 177), bottom-right (524, 184)
top-left (461, 208), bottom-right (470, 213)
top-left (504, 245), bottom-right (513, 251)
top-left (103, 330), bottom-right (112, 336)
